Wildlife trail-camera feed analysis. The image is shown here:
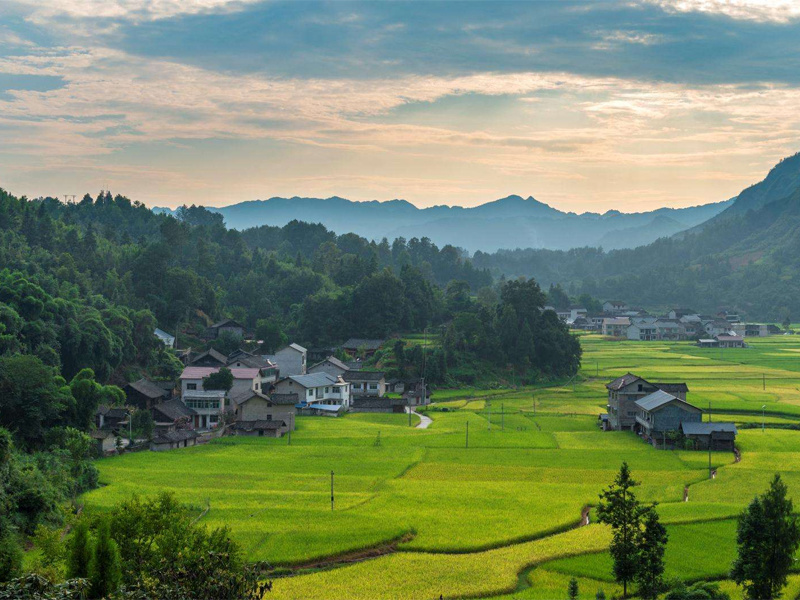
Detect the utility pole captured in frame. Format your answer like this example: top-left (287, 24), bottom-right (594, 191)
top-left (331, 471), bottom-right (334, 511)
top-left (708, 434), bottom-right (713, 479)
top-left (287, 428), bottom-right (291, 445)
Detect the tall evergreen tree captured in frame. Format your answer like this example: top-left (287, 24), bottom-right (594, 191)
top-left (66, 519), bottom-right (92, 580)
top-left (731, 474), bottom-right (800, 600)
top-left (596, 462), bottom-right (646, 598)
top-left (636, 507), bottom-right (668, 600)
top-left (89, 518), bottom-right (121, 599)
top-left (568, 577), bottom-right (579, 600)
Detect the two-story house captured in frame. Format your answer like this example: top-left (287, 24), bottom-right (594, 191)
top-left (273, 373), bottom-right (351, 410)
top-left (605, 374), bottom-right (689, 431)
top-left (179, 366), bottom-right (265, 429)
top-left (634, 390), bottom-right (702, 441)
top-left (264, 343), bottom-right (307, 377)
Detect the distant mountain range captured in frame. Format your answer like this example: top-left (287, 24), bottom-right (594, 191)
top-left (471, 151), bottom-right (800, 320)
top-left (154, 194), bottom-right (732, 253)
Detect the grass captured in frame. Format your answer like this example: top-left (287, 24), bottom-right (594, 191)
top-left (82, 334), bottom-right (800, 598)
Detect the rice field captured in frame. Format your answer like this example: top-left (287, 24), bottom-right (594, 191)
top-left (83, 335), bottom-right (800, 598)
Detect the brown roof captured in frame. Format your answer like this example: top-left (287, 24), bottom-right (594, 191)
top-left (605, 373), bottom-right (645, 390)
top-left (152, 398), bottom-right (196, 421)
top-left (152, 429), bottom-right (199, 444)
top-left (189, 348), bottom-right (228, 365)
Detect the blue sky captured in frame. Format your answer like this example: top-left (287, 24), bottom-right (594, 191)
top-left (1, 0), bottom-right (800, 210)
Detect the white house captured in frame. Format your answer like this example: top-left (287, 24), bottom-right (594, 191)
top-left (265, 343), bottom-right (307, 377)
top-left (273, 373), bottom-right (351, 409)
top-left (603, 301), bottom-right (628, 314)
top-left (154, 328), bottom-right (175, 348)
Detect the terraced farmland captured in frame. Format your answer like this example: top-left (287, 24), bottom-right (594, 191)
top-left (83, 335), bottom-right (800, 598)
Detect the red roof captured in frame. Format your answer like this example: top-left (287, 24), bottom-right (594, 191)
top-left (180, 367), bottom-right (261, 380)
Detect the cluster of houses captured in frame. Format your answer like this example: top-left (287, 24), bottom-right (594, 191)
top-left (95, 336), bottom-right (431, 452)
top-left (553, 302), bottom-right (781, 347)
top-left (600, 373), bottom-right (738, 451)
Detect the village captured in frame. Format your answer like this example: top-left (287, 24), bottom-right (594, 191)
top-left (92, 319), bottom-right (432, 453)
top-left (557, 300), bottom-right (787, 348)
top-left (89, 302), bottom-right (775, 456)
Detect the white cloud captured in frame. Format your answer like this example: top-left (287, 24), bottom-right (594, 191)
top-left (9, 0), bottom-right (264, 23)
top-left (641, 0), bottom-right (800, 23)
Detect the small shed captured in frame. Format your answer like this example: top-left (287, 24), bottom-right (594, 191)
top-left (233, 419), bottom-right (288, 437)
top-left (150, 429), bottom-right (199, 452)
top-left (91, 430), bottom-right (118, 456)
top-left (680, 422), bottom-right (738, 451)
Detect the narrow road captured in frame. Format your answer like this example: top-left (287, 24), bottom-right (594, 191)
top-left (408, 408), bottom-right (432, 429)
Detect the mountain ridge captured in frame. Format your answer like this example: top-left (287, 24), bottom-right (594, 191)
top-left (154, 194), bottom-right (732, 252)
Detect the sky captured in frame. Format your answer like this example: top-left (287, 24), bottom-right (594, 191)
top-left (1, 1), bottom-right (800, 212)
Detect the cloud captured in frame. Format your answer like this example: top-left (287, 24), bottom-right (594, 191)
top-left (11, 0), bottom-right (264, 23)
top-left (642, 0), bottom-right (800, 23)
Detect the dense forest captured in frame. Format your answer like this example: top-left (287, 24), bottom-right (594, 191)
top-left (0, 187), bottom-right (581, 390)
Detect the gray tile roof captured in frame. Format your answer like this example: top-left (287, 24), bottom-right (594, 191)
top-left (285, 373), bottom-right (338, 388)
top-left (310, 356), bottom-right (350, 372)
top-left (127, 378), bottom-right (169, 399)
top-left (635, 390), bottom-right (701, 413)
top-left (343, 370), bottom-right (385, 382)
top-left (152, 398), bottom-right (197, 421)
top-left (681, 422), bottom-right (738, 436)
top-left (234, 419), bottom-right (286, 431)
top-left (653, 382), bottom-right (689, 394)
top-left (152, 429), bottom-right (199, 444)
top-left (341, 338), bottom-right (384, 351)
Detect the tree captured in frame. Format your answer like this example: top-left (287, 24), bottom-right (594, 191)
top-left (636, 507), bottom-right (668, 600)
top-left (0, 354), bottom-right (72, 449)
top-left (66, 520), bottom-right (92, 581)
top-left (89, 518), bottom-right (121, 599)
top-left (0, 531), bottom-right (22, 583)
top-left (731, 474), bottom-right (800, 600)
top-left (665, 581), bottom-right (730, 600)
top-left (596, 462), bottom-right (646, 597)
top-left (130, 409), bottom-right (154, 440)
top-left (203, 367), bottom-right (234, 393)
top-left (568, 577), bottom-right (579, 600)
top-left (255, 318), bottom-right (286, 353)
top-left (596, 589), bottom-right (606, 600)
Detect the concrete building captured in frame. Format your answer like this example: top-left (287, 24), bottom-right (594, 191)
top-left (265, 343), bottom-right (307, 377)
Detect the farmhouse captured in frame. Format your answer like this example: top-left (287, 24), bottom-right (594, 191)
top-left (634, 390), bottom-right (702, 441)
top-left (188, 348), bottom-right (228, 368)
top-left (308, 356), bottom-right (350, 378)
top-left (680, 422), bottom-right (738, 451)
top-left (603, 300), bottom-right (628, 314)
top-left (716, 334), bottom-right (745, 348)
top-left (154, 327), bottom-right (175, 348)
top-left (95, 406), bottom-right (129, 430)
top-left (404, 380), bottom-right (432, 407)
top-left (91, 430), bottom-right (118, 456)
top-left (182, 390), bottom-right (226, 430)
top-left (264, 343), bottom-right (307, 377)
top-left (343, 370), bottom-right (386, 398)
top-left (150, 429), bottom-right (199, 452)
top-left (205, 318), bottom-right (245, 340)
top-left (274, 372), bottom-right (351, 410)
top-left (151, 398), bottom-right (196, 429)
top-left (124, 377), bottom-right (171, 409)
top-left (602, 317), bottom-right (631, 337)
top-left (341, 338), bottom-right (384, 358)
top-left (232, 391), bottom-right (297, 437)
top-left (605, 374), bottom-right (689, 431)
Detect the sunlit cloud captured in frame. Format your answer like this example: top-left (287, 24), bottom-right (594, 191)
top-left (642, 0), bottom-right (800, 23)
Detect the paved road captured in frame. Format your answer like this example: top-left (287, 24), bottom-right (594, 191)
top-left (411, 410), bottom-right (432, 429)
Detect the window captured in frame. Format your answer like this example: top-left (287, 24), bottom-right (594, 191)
top-left (369, 384), bottom-right (378, 390)
top-left (307, 389), bottom-right (313, 397)
top-left (187, 383), bottom-right (197, 390)
top-left (267, 414), bottom-right (272, 421)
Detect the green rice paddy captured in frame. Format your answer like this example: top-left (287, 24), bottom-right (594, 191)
top-left (82, 334), bottom-right (800, 598)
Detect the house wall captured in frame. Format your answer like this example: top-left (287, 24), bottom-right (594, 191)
top-left (273, 379), bottom-right (350, 407)
top-left (238, 397), bottom-right (296, 429)
top-left (350, 379), bottom-right (386, 397)
top-left (652, 404), bottom-right (702, 433)
top-left (273, 347), bottom-right (306, 376)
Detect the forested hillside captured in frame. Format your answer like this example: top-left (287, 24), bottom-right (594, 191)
top-left (0, 189), bottom-right (580, 389)
top-left (473, 160), bottom-right (800, 320)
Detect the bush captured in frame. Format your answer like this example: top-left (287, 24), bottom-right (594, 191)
top-left (0, 532), bottom-right (22, 583)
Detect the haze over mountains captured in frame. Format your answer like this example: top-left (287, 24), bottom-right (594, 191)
top-left (155, 195), bottom-right (732, 253)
